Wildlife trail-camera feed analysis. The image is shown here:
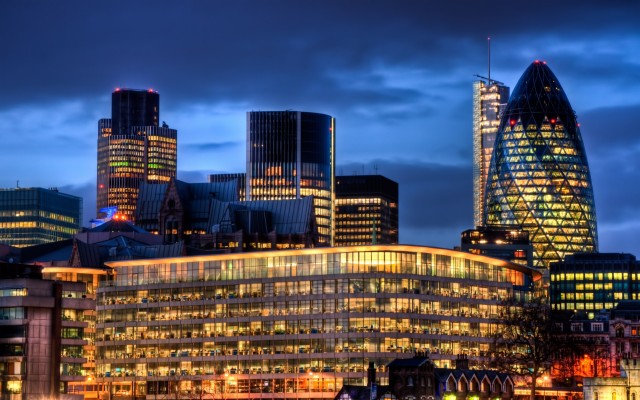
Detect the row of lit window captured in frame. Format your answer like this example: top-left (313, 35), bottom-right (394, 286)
top-left (335, 197), bottom-right (386, 205)
top-left (552, 272), bottom-right (630, 281)
top-left (0, 288), bottom-right (27, 297)
top-left (557, 292), bottom-right (626, 300)
top-left (0, 221), bottom-right (37, 228)
top-left (553, 303), bottom-right (616, 310)
top-left (147, 135), bottom-right (177, 143)
top-left (107, 258), bottom-right (526, 290)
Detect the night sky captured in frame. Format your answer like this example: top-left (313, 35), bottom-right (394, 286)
top-left (1, 1), bottom-right (639, 255)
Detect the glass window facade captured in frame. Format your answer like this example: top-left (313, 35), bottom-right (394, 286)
top-left (485, 61), bottom-right (598, 269)
top-left (335, 175), bottom-right (398, 246)
top-left (96, 245), bottom-right (539, 399)
top-left (97, 89), bottom-right (177, 221)
top-left (246, 111), bottom-right (335, 246)
top-left (473, 80), bottom-right (509, 227)
top-left (0, 187), bottom-right (81, 247)
top-left (550, 253), bottom-right (639, 312)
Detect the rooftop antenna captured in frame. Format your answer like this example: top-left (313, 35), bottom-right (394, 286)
top-left (488, 36), bottom-right (491, 84)
top-left (373, 163), bottom-right (379, 175)
top-left (474, 37), bottom-right (504, 86)
top-left (16, 180), bottom-right (19, 189)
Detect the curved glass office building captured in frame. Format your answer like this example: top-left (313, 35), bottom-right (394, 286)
top-left (246, 111), bottom-right (335, 246)
top-left (485, 61), bottom-right (598, 269)
top-left (95, 245), bottom-right (540, 399)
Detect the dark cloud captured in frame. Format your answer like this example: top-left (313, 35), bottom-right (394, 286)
top-left (182, 141), bottom-right (241, 152)
top-left (580, 105), bottom-right (640, 155)
top-left (0, 1), bottom-right (639, 255)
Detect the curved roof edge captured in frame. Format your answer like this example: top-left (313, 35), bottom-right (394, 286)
top-left (105, 244), bottom-right (542, 279)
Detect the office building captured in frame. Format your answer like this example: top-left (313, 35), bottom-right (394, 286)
top-left (0, 262), bottom-right (94, 400)
top-left (584, 358), bottom-right (640, 400)
top-left (484, 61), bottom-right (598, 269)
top-left (209, 173), bottom-right (247, 201)
top-left (246, 111), bottom-right (335, 246)
top-left (97, 89), bottom-right (177, 221)
top-left (0, 187), bottom-right (82, 248)
top-left (460, 226), bottom-right (533, 268)
top-left (10, 218), bottom-right (182, 400)
top-left (136, 178), bottom-right (319, 250)
top-left (335, 175), bottom-right (398, 246)
top-left (472, 77), bottom-right (509, 227)
top-left (550, 253), bottom-right (639, 313)
top-left (95, 245), bottom-right (540, 399)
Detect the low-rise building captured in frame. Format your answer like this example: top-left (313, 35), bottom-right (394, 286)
top-left (550, 253), bottom-right (639, 313)
top-left (335, 355), bottom-right (514, 400)
top-left (584, 358), bottom-right (640, 400)
top-left (460, 226), bottom-right (532, 268)
top-left (136, 178), bottom-right (320, 251)
top-left (0, 262), bottom-right (94, 400)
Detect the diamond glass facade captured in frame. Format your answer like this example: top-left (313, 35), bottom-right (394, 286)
top-left (485, 61), bottom-right (598, 269)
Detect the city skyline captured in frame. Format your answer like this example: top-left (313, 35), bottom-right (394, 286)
top-left (0, 1), bottom-right (639, 255)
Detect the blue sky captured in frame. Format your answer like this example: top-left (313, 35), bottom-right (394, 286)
top-left (1, 1), bottom-right (639, 255)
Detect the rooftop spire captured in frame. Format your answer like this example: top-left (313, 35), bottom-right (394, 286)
top-left (488, 36), bottom-right (491, 83)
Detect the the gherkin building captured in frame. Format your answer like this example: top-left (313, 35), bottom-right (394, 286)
top-left (484, 61), bottom-right (598, 269)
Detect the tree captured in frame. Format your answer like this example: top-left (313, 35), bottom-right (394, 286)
top-left (491, 297), bottom-right (566, 400)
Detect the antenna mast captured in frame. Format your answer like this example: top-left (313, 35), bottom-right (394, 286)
top-left (488, 36), bottom-right (491, 84)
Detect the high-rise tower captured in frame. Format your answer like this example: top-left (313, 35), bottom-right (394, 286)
top-left (473, 78), bottom-right (509, 226)
top-left (335, 175), bottom-right (398, 246)
top-left (97, 89), bottom-right (177, 220)
top-left (484, 61), bottom-right (598, 269)
top-left (246, 111), bottom-right (335, 246)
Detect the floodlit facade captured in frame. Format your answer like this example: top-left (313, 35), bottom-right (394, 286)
top-left (484, 61), bottom-right (598, 269)
top-left (95, 245), bottom-right (540, 399)
top-left (472, 79), bottom-right (509, 227)
top-left (335, 175), bottom-right (398, 246)
top-left (246, 111), bottom-right (335, 246)
top-left (97, 89), bottom-right (178, 221)
top-left (0, 187), bottom-right (82, 247)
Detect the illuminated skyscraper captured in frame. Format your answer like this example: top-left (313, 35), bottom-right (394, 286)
top-left (485, 61), bottom-right (598, 269)
top-left (335, 175), bottom-right (398, 246)
top-left (0, 187), bottom-right (81, 247)
top-left (96, 89), bottom-right (177, 221)
top-left (246, 111), bottom-right (335, 245)
top-left (472, 78), bottom-right (509, 227)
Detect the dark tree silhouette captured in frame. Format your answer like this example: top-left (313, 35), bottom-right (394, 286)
top-left (492, 297), bottom-right (566, 400)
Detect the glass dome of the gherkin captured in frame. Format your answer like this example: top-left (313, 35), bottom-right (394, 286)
top-left (484, 61), bottom-right (598, 269)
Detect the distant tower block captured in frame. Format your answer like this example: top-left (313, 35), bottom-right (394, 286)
top-left (97, 89), bottom-right (177, 221)
top-left (472, 37), bottom-right (510, 227)
top-left (246, 111), bottom-right (335, 246)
